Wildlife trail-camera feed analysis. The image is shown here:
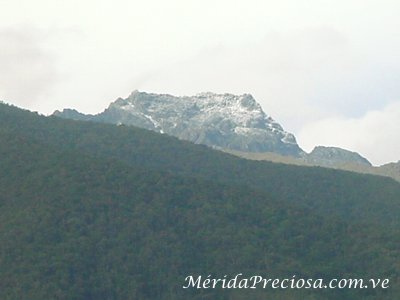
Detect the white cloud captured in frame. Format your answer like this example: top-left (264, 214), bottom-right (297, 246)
top-left (0, 27), bottom-right (58, 107)
top-left (1, 0), bottom-right (400, 163)
top-left (134, 27), bottom-right (355, 129)
top-left (297, 101), bottom-right (400, 166)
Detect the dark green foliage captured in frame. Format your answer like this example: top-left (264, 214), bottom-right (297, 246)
top-left (1, 103), bottom-right (399, 229)
top-left (0, 103), bottom-right (399, 299)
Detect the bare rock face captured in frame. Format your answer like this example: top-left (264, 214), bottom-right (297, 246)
top-left (54, 90), bottom-right (380, 168)
top-left (305, 146), bottom-right (372, 167)
top-left (54, 91), bottom-right (305, 157)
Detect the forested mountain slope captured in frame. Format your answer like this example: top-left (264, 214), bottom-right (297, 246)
top-left (1, 104), bottom-right (399, 229)
top-left (0, 103), bottom-right (399, 299)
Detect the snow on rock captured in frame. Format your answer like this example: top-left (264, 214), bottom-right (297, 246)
top-left (54, 90), bottom-right (305, 156)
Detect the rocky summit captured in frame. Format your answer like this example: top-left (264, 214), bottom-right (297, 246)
top-left (305, 146), bottom-right (372, 167)
top-left (54, 91), bottom-right (304, 156)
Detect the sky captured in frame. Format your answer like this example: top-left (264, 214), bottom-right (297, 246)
top-left (1, 0), bottom-right (399, 165)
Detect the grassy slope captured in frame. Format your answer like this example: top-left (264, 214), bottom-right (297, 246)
top-left (224, 149), bottom-right (400, 183)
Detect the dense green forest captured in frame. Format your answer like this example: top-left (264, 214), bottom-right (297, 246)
top-left (0, 103), bottom-right (399, 299)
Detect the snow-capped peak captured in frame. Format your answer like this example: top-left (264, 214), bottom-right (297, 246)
top-left (56, 91), bottom-right (304, 156)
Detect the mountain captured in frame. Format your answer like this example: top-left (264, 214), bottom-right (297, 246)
top-left (1, 102), bottom-right (400, 299)
top-left (4, 102), bottom-right (400, 228)
top-left (305, 146), bottom-right (372, 167)
top-left (54, 91), bottom-right (388, 169)
top-left (226, 148), bottom-right (400, 183)
top-left (54, 91), bottom-right (304, 156)
top-left (378, 161), bottom-right (400, 182)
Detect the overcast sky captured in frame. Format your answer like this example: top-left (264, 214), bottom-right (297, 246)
top-left (1, 0), bottom-right (399, 165)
